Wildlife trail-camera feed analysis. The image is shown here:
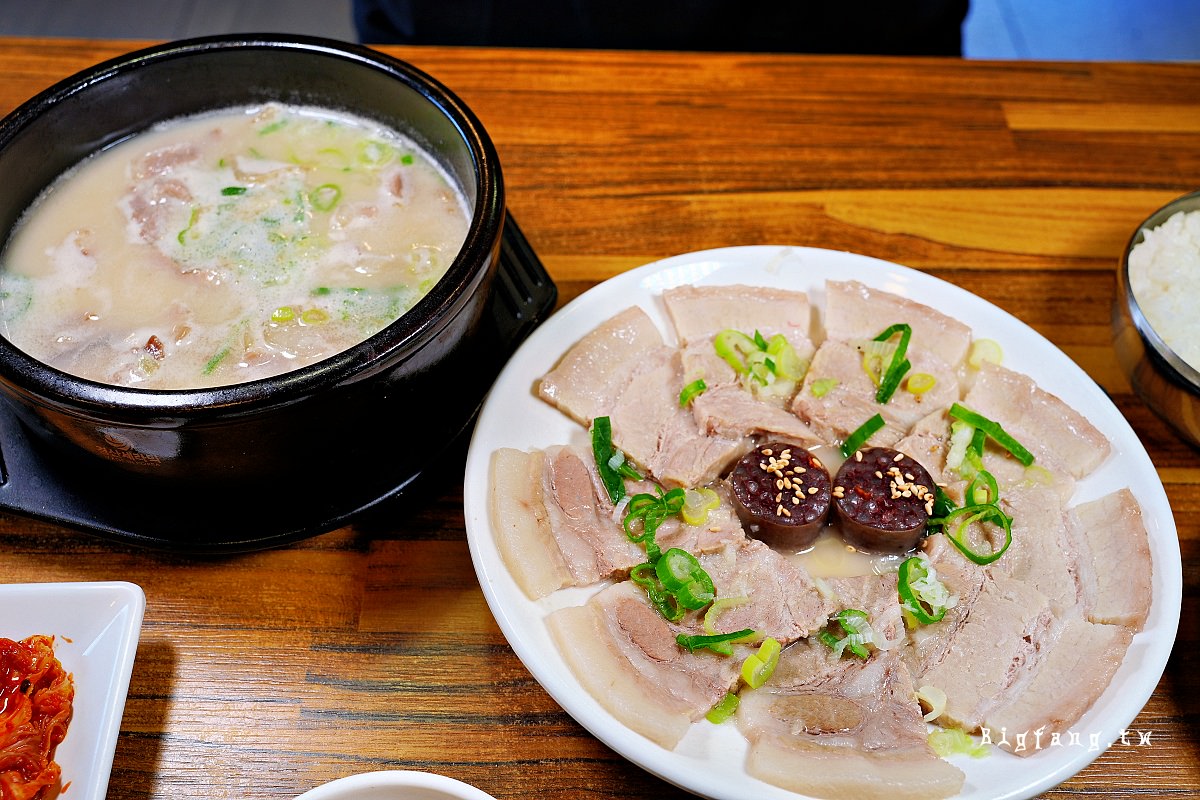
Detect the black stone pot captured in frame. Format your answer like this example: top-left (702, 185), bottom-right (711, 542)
top-left (0, 35), bottom-right (556, 551)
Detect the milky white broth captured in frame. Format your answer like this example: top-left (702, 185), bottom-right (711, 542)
top-left (0, 103), bottom-right (471, 389)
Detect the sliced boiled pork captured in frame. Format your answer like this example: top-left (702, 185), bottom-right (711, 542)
top-left (490, 446), bottom-right (645, 599)
top-left (738, 645), bottom-right (965, 800)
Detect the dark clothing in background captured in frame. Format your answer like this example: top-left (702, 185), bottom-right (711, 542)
top-left (353, 0), bottom-right (970, 56)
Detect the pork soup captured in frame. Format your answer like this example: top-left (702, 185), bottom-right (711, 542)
top-left (0, 103), bottom-right (470, 389)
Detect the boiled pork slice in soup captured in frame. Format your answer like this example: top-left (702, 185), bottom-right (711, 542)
top-left (662, 283), bottom-right (815, 350)
top-left (988, 481), bottom-right (1089, 617)
top-left (696, 538), bottom-right (836, 643)
top-left (662, 284), bottom-right (821, 442)
top-left (546, 580), bottom-right (745, 750)
top-left (981, 617), bottom-right (1134, 753)
top-left (537, 305), bottom-right (667, 426)
top-left (689, 383), bottom-right (822, 444)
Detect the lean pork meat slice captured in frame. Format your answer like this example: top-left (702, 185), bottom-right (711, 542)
top-left (547, 581), bottom-right (743, 749)
top-left (792, 339), bottom-right (960, 447)
top-left (823, 279), bottom-right (973, 370)
top-left (980, 617), bottom-right (1134, 755)
top-left (738, 644), bottom-right (965, 800)
top-left (538, 305), bottom-right (746, 487)
top-left (961, 361), bottom-right (1111, 480)
top-left (1067, 488), bottom-right (1153, 630)
top-left (538, 305), bottom-right (666, 427)
top-left (490, 446), bottom-right (644, 599)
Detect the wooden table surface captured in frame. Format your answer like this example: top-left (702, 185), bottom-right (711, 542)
top-left (0, 38), bottom-right (1197, 800)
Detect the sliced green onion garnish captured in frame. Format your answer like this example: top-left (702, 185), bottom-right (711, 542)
top-left (810, 377), bottom-right (838, 397)
top-left (202, 346), bottom-right (229, 375)
top-left (680, 487), bottom-right (720, 526)
top-left (715, 329), bottom-right (759, 374)
top-left (270, 306), bottom-right (295, 323)
top-left (928, 728), bottom-right (990, 759)
top-left (714, 329), bottom-right (805, 397)
top-left (310, 183), bottom-right (342, 212)
top-left (221, 186), bottom-right (247, 196)
top-left (706, 692), bottom-right (740, 724)
top-left (967, 339), bottom-right (1003, 370)
top-left (740, 637), bottom-right (781, 689)
top-left (940, 503), bottom-right (1013, 565)
top-left (906, 372), bottom-right (936, 395)
top-left (679, 378), bottom-right (707, 407)
top-left (966, 470), bottom-right (1000, 506)
top-left (630, 562), bottom-right (684, 623)
top-left (591, 416), bottom-right (626, 504)
top-left (948, 403), bottom-right (1035, 467)
top-left (820, 609), bottom-right (873, 659)
top-left (655, 548), bottom-right (715, 610)
top-left (623, 486), bottom-right (686, 562)
top-left (300, 308), bottom-right (329, 325)
top-left (898, 555), bottom-right (955, 625)
top-left (176, 206), bottom-right (201, 245)
top-left (872, 323), bottom-right (912, 404)
top-left (676, 628), bottom-right (757, 654)
top-left (841, 413), bottom-right (885, 458)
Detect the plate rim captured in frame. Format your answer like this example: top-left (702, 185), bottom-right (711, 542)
top-left (463, 245), bottom-right (1182, 800)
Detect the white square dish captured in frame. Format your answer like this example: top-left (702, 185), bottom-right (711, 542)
top-left (1, 581), bottom-right (146, 800)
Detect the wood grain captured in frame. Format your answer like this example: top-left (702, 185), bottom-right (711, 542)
top-left (0, 38), bottom-right (1196, 799)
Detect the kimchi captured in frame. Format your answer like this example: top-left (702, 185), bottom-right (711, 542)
top-left (0, 636), bottom-right (74, 800)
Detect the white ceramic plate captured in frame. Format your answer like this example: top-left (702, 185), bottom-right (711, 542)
top-left (295, 770), bottom-right (498, 800)
top-left (0, 581), bottom-right (145, 800)
top-left (462, 246), bottom-right (1182, 800)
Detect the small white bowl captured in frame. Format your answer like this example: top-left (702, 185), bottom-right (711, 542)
top-left (295, 771), bottom-right (498, 800)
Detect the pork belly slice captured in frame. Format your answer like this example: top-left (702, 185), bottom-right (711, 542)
top-left (916, 575), bottom-right (1055, 733)
top-left (607, 347), bottom-right (746, 487)
top-left (697, 538), bottom-right (836, 642)
top-left (738, 646), bottom-right (965, 800)
top-left (981, 617), bottom-right (1133, 755)
top-left (490, 446), bottom-right (644, 599)
top-left (792, 339), bottom-right (960, 448)
top-left (1067, 488), bottom-right (1153, 630)
top-left (903, 534), bottom-right (986, 679)
top-left (654, 483), bottom-right (748, 555)
top-left (665, 285), bottom-right (816, 402)
top-left (662, 283), bottom-right (814, 346)
top-left (689, 383), bottom-right (821, 444)
top-left (990, 482), bottom-right (1086, 617)
top-left (538, 305), bottom-right (668, 426)
top-left (824, 279), bottom-right (973, 370)
top-left (546, 581), bottom-right (743, 750)
top-left (962, 361), bottom-right (1111, 480)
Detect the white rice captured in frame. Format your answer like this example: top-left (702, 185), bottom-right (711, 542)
top-left (1128, 208), bottom-right (1200, 370)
